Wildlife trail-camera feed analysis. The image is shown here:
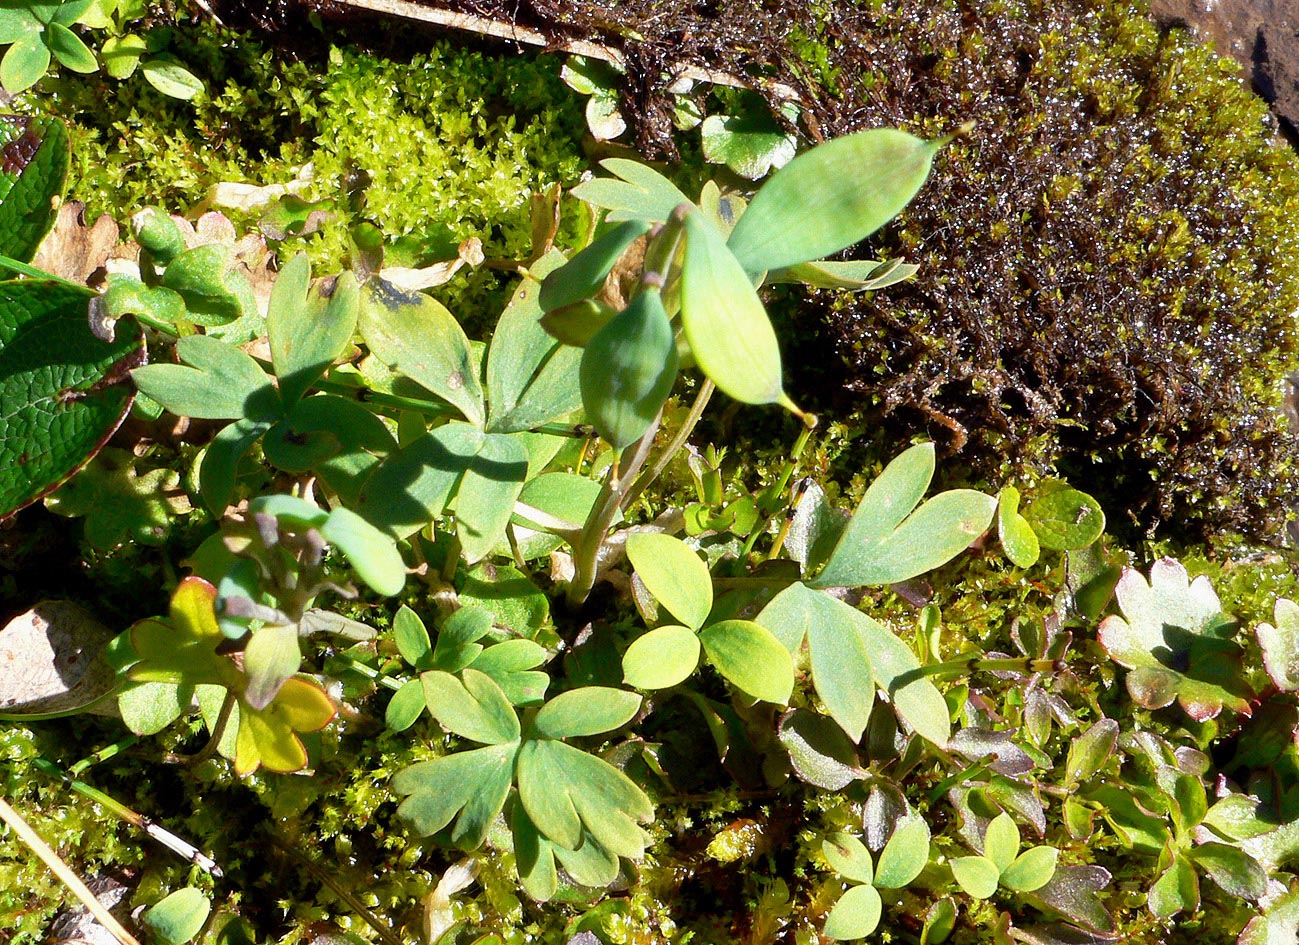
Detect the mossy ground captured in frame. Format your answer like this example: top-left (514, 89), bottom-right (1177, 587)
top-left (4, 2), bottom-right (1299, 944)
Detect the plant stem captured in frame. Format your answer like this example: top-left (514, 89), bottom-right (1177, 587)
top-left (621, 379), bottom-right (716, 512)
top-left (566, 415), bottom-right (661, 608)
top-left (0, 795), bottom-right (143, 945)
top-left (332, 653), bottom-right (408, 691)
top-left (897, 656), bottom-right (1063, 687)
top-left (739, 414), bottom-right (818, 561)
top-left (164, 690), bottom-right (236, 768)
top-left (33, 758), bottom-right (222, 877)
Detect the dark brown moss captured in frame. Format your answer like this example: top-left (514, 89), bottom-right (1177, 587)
top-left (794, 0), bottom-right (1299, 540)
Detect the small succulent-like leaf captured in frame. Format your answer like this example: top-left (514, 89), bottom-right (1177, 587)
top-left (625, 533), bottom-right (713, 630)
top-left (142, 887), bottom-right (211, 945)
top-left (950, 856), bottom-right (1000, 900)
top-left (823, 884), bottom-right (883, 941)
top-left (983, 812), bottom-right (1021, 873)
top-left (1147, 853), bottom-right (1199, 918)
top-left (921, 898), bottom-right (958, 945)
top-left (874, 818), bottom-right (931, 889)
top-left (1237, 881), bottom-right (1299, 945)
top-left (1258, 598), bottom-right (1299, 692)
top-left (100, 32), bottom-right (145, 79)
top-left (698, 619), bottom-right (794, 704)
top-left (777, 708), bottom-right (865, 790)
top-left (580, 286), bottom-right (679, 448)
top-left (46, 21), bottom-right (97, 73)
top-left (1065, 718), bottom-right (1119, 785)
top-left (822, 832), bottom-right (874, 885)
top-left (1000, 846), bottom-right (1058, 893)
top-left (139, 54), bottom-right (204, 100)
top-left (1097, 558), bottom-right (1252, 720)
top-left (532, 687), bottom-right (640, 739)
top-left (421, 669), bottom-right (520, 746)
top-left (1188, 842), bottom-right (1267, 901)
top-left (727, 128), bottom-right (944, 274)
top-left (622, 625), bottom-right (701, 690)
top-left (996, 486), bottom-right (1040, 568)
top-left (0, 35), bottom-right (50, 94)
top-left (680, 210), bottom-right (789, 408)
top-left (1023, 864), bottom-right (1114, 934)
top-left (1023, 481), bottom-right (1105, 551)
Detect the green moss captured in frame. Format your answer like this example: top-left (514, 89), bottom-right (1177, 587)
top-left (14, 13), bottom-right (589, 323)
top-left (786, 0), bottom-right (1299, 540)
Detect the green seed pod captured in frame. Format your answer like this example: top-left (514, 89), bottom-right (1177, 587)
top-left (680, 210), bottom-right (790, 408)
top-left (580, 286), bottom-right (679, 449)
top-left (539, 297), bottom-right (618, 348)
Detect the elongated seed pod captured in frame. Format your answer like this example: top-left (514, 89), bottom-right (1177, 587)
top-left (580, 287), bottom-right (678, 449)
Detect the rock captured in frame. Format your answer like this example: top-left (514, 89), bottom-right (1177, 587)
top-left (0, 601), bottom-right (118, 717)
top-left (1150, 0), bottom-right (1299, 134)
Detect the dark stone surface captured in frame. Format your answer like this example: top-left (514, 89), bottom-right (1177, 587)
top-left (1151, 0), bottom-right (1299, 134)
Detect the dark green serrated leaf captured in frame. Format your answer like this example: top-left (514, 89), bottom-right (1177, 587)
top-left (0, 279), bottom-right (143, 517)
top-left (0, 115), bottom-right (68, 262)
